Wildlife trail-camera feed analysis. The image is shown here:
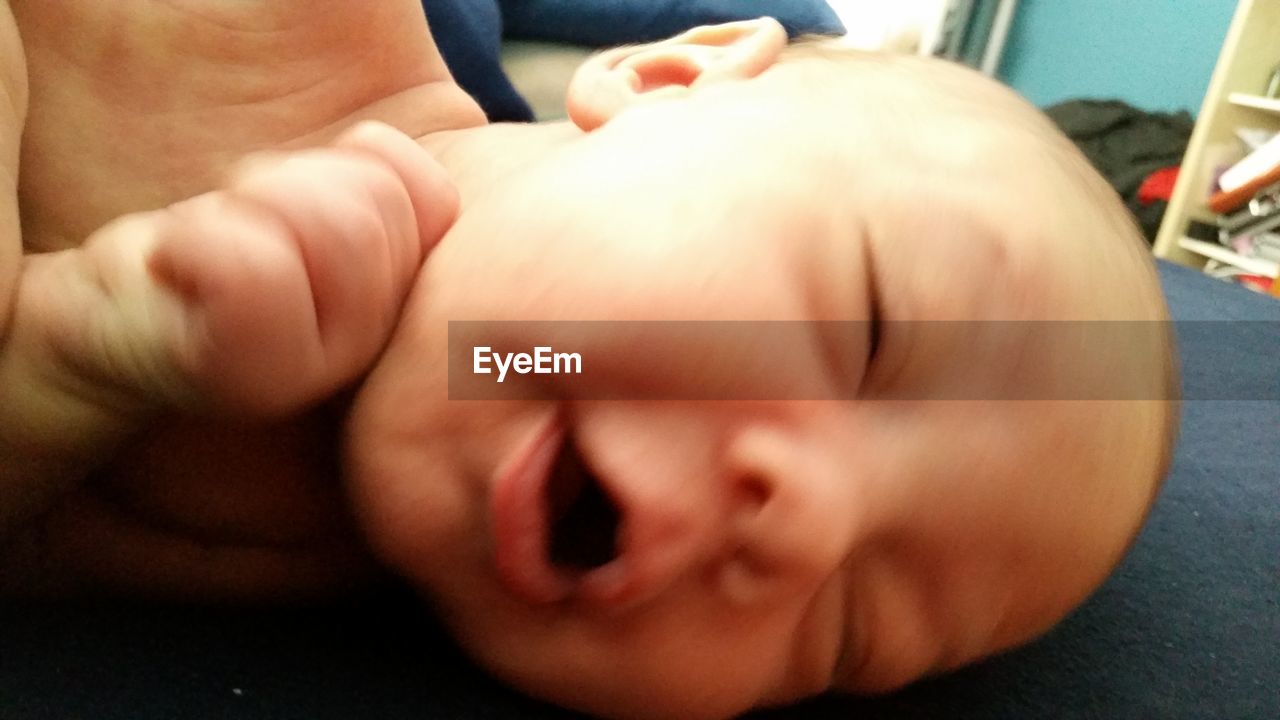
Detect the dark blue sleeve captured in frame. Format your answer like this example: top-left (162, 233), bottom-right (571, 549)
top-left (498, 0), bottom-right (846, 46)
top-left (421, 0), bottom-right (534, 122)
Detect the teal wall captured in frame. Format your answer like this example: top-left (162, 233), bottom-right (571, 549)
top-left (998, 0), bottom-right (1236, 113)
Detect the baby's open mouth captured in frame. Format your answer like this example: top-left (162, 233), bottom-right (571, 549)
top-left (493, 419), bottom-right (712, 608)
top-left (491, 423), bottom-right (626, 604)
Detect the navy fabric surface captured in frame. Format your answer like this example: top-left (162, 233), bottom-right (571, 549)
top-left (1, 262), bottom-right (1277, 719)
top-left (1165, 263), bottom-right (1280, 401)
top-left (422, 0), bottom-right (534, 122)
top-left (499, 0), bottom-right (846, 46)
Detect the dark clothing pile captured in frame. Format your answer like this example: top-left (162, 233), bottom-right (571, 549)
top-left (1046, 99), bottom-right (1196, 242)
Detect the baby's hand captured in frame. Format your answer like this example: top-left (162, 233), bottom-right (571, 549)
top-left (139, 121), bottom-right (455, 415)
top-left (0, 122), bottom-right (453, 534)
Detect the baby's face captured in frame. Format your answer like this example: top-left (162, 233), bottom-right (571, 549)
top-left (347, 52), bottom-right (1171, 719)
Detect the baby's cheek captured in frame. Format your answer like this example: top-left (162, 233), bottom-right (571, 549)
top-left (343, 367), bottom-right (445, 573)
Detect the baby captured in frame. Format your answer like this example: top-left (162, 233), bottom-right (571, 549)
top-left (0, 4), bottom-right (1174, 719)
top-left (346, 19), bottom-right (1176, 720)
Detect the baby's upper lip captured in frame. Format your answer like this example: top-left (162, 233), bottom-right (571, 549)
top-left (489, 419), bottom-right (708, 609)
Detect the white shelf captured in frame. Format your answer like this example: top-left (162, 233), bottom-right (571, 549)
top-left (1228, 92), bottom-right (1280, 114)
top-left (1178, 237), bottom-right (1280, 277)
top-left (1154, 0), bottom-right (1280, 271)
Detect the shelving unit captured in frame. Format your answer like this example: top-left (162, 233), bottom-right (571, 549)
top-left (1227, 92), bottom-right (1280, 114)
top-left (1178, 237), bottom-right (1279, 277)
top-left (1153, 0), bottom-right (1280, 294)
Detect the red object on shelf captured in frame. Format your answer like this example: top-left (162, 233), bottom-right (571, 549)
top-left (1207, 161), bottom-right (1280, 214)
top-left (1138, 166), bottom-right (1180, 204)
top-left (1238, 275), bottom-right (1275, 294)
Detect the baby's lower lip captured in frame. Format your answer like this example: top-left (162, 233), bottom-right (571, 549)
top-left (490, 420), bottom-right (573, 603)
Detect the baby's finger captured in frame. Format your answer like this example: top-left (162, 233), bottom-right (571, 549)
top-left (332, 121), bottom-right (459, 255)
top-left (148, 191), bottom-right (326, 414)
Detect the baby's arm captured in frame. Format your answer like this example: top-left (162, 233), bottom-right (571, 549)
top-left (0, 120), bottom-right (457, 537)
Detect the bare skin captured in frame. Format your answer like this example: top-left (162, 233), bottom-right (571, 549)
top-left (0, 0), bottom-right (485, 598)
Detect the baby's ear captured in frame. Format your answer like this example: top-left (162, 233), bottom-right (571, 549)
top-left (566, 17), bottom-right (787, 132)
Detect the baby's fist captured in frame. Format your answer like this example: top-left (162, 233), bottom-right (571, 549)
top-left (147, 121), bottom-right (456, 415)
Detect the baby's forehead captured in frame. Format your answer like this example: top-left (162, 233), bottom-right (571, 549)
top-left (442, 50), bottom-right (1110, 328)
top-left (774, 47), bottom-right (1024, 115)
top-left (742, 63), bottom-right (1159, 345)
top-left (766, 49), bottom-right (1068, 182)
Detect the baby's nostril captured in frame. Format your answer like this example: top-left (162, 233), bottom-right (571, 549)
top-left (545, 438), bottom-right (620, 571)
top-left (738, 473), bottom-right (772, 511)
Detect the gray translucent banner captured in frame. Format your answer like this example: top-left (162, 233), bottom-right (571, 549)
top-left (447, 321), bottom-right (1278, 401)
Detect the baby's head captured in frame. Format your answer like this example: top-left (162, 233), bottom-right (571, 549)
top-left (346, 20), bottom-right (1176, 720)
